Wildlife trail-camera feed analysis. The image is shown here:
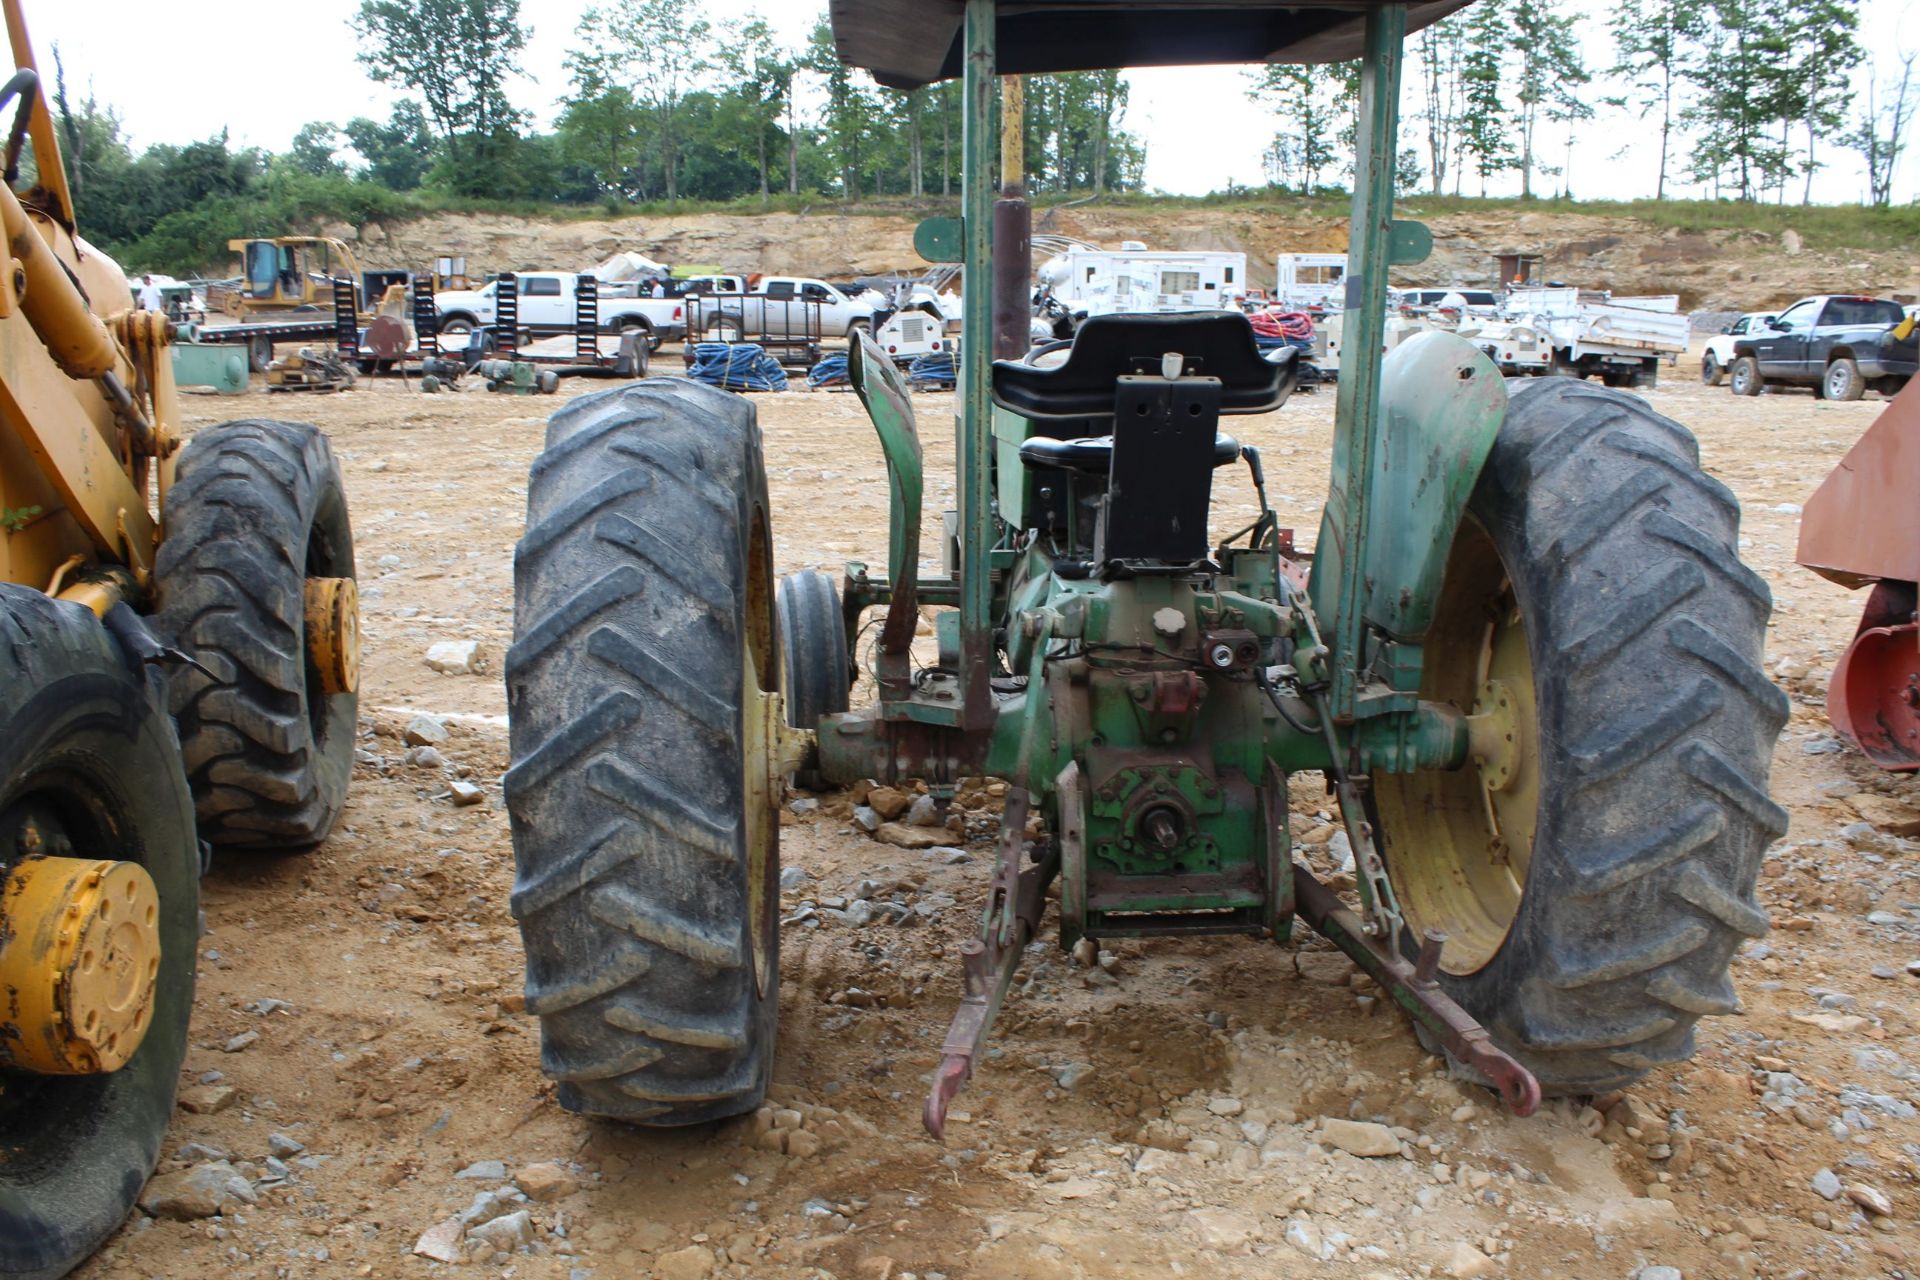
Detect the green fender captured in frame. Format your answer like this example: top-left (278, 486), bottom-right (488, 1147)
top-left (848, 331), bottom-right (923, 587)
top-left (1309, 329), bottom-right (1507, 659)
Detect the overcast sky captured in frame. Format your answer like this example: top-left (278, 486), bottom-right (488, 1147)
top-left (28, 0), bottom-right (1920, 204)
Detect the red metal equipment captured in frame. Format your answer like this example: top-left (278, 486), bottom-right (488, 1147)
top-left (1797, 377), bottom-right (1920, 770)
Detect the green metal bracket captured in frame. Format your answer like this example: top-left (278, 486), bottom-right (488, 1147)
top-left (1320, 3), bottom-right (1408, 720)
top-left (915, 216), bottom-right (966, 264)
top-left (848, 332), bottom-right (924, 588)
top-left (1388, 219), bottom-right (1433, 266)
top-left (956, 0), bottom-right (997, 732)
top-left (1310, 330), bottom-right (1506, 658)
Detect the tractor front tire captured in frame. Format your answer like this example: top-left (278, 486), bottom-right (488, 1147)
top-left (0, 587), bottom-right (199, 1280)
top-left (155, 421), bottom-right (358, 850)
top-left (1375, 379), bottom-right (1787, 1095)
top-left (506, 379), bottom-right (781, 1125)
top-left (777, 570), bottom-right (850, 730)
top-left (777, 570), bottom-right (851, 790)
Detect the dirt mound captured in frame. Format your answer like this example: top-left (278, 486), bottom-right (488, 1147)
top-left (335, 202), bottom-right (1919, 311)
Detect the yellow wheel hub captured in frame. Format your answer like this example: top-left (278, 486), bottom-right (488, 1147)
top-left (1375, 516), bottom-right (1541, 976)
top-left (0, 856), bottom-right (162, 1074)
top-left (304, 575), bottom-right (360, 695)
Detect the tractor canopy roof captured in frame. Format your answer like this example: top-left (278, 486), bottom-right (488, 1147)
top-left (829, 1), bottom-right (1474, 89)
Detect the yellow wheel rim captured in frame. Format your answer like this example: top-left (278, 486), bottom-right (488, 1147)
top-left (741, 511), bottom-right (779, 1001)
top-left (1375, 515), bottom-right (1540, 975)
top-left (0, 856), bottom-right (162, 1074)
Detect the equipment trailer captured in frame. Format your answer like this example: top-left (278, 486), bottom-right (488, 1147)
top-left (501, 0), bottom-right (1785, 1143)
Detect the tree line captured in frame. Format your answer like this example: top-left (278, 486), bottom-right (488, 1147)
top-left (44, 0), bottom-right (1145, 273)
top-left (43, 0), bottom-right (1907, 276)
top-left (1252, 0), bottom-right (1913, 206)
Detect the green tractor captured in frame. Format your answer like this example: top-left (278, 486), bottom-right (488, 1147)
top-left (502, 0), bottom-right (1785, 1133)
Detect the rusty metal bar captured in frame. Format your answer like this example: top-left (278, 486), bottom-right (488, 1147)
top-left (1292, 863), bottom-right (1541, 1117)
top-left (924, 786), bottom-right (1059, 1138)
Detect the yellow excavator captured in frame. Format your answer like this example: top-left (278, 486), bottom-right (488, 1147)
top-left (0, 4), bottom-right (359, 1275)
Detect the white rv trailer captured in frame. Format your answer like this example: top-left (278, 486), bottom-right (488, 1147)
top-left (1050, 248), bottom-right (1249, 317)
top-left (1273, 253), bottom-right (1348, 310)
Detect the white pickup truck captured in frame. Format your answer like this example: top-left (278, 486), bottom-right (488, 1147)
top-left (691, 276), bottom-right (876, 342)
top-left (1470, 287), bottom-right (1689, 388)
top-left (433, 272), bottom-right (687, 349)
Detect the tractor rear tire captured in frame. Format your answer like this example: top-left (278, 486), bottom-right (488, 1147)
top-left (0, 587), bottom-right (199, 1280)
top-left (1375, 379), bottom-right (1787, 1095)
top-left (155, 421), bottom-right (358, 850)
top-left (505, 379), bottom-right (781, 1125)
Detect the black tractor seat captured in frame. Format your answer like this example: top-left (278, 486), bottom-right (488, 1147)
top-left (992, 311), bottom-right (1296, 421)
top-left (1020, 432), bottom-right (1241, 474)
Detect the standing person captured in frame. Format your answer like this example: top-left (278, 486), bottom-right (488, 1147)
top-left (137, 274), bottom-right (165, 313)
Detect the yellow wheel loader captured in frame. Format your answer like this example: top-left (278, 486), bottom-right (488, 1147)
top-left (0, 5), bottom-right (359, 1275)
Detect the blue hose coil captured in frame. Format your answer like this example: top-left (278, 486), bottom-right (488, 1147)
top-left (686, 342), bottom-right (788, 392)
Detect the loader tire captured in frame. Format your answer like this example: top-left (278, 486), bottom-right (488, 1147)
top-left (1375, 379), bottom-right (1787, 1095)
top-left (505, 379), bottom-right (781, 1125)
top-left (0, 587), bottom-right (198, 1280)
top-left (155, 420), bottom-right (358, 850)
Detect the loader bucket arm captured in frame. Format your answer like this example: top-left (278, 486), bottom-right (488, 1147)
top-left (3, 0), bottom-right (73, 227)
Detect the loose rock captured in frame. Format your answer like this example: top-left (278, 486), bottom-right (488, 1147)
top-left (1811, 1167), bottom-right (1843, 1200)
top-left (177, 1084), bottom-right (238, 1115)
top-left (867, 786), bottom-right (912, 821)
top-left (1321, 1117), bottom-right (1402, 1158)
top-left (514, 1161), bottom-right (579, 1202)
top-left (465, 1208), bottom-right (534, 1257)
top-left (1188, 1207), bottom-right (1260, 1249)
top-left (456, 1159), bottom-right (509, 1181)
top-left (138, 1161), bottom-right (257, 1220)
top-left (403, 713), bottom-right (449, 746)
top-left (1848, 1183), bottom-right (1894, 1217)
top-left (425, 639), bottom-right (482, 675)
top-left (413, 1219), bottom-right (466, 1263)
top-left (874, 822), bottom-right (948, 850)
top-left (656, 1244), bottom-right (718, 1280)
top-left (1441, 1241), bottom-right (1495, 1278)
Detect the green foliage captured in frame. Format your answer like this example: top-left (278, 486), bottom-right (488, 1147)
top-left (343, 102), bottom-right (435, 192)
top-left (1511, 0), bottom-right (1593, 198)
top-left (352, 0), bottom-right (529, 196)
top-left (1457, 1), bottom-right (1515, 192)
top-left (1, 506), bottom-right (44, 534)
top-left (1608, 0), bottom-right (1709, 199)
top-left (1845, 53), bottom-right (1916, 207)
top-left (1247, 63), bottom-right (1349, 193)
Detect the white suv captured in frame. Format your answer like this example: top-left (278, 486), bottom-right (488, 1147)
top-left (1701, 313), bottom-right (1771, 386)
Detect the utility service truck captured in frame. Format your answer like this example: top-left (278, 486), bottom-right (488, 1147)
top-left (1472, 287), bottom-right (1689, 387)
